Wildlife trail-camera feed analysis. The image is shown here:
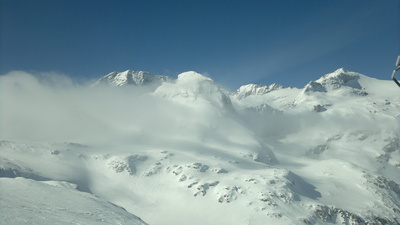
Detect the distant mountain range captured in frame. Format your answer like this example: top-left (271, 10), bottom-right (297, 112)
top-left (1, 68), bottom-right (400, 225)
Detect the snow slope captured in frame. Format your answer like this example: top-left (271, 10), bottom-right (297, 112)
top-left (1, 69), bottom-right (400, 225)
top-left (0, 177), bottom-right (148, 225)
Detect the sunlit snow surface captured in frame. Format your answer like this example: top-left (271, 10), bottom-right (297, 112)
top-left (1, 69), bottom-right (400, 224)
top-left (0, 177), bottom-right (148, 224)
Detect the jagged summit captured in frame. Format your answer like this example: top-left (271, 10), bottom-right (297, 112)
top-left (303, 68), bottom-right (365, 94)
top-left (331, 67), bottom-right (348, 74)
top-left (292, 68), bottom-right (374, 110)
top-left (92, 70), bottom-right (172, 87)
top-left (233, 83), bottom-right (284, 100)
top-left (317, 68), bottom-right (362, 89)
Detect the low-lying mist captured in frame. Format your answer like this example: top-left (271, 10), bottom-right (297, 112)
top-left (0, 71), bottom-right (265, 151)
top-left (1, 70), bottom-right (396, 151)
top-left (0, 71), bottom-right (185, 144)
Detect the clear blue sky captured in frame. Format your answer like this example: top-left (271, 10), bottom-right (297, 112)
top-left (1, 0), bottom-right (399, 90)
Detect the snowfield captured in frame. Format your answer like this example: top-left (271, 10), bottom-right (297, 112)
top-left (1, 69), bottom-right (400, 224)
top-left (0, 177), bottom-right (148, 225)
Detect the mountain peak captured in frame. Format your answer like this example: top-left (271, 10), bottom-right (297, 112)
top-left (233, 83), bottom-right (284, 100)
top-left (333, 67), bottom-right (348, 74)
top-left (177, 71), bottom-right (213, 83)
top-left (154, 71), bottom-right (233, 110)
top-left (92, 70), bottom-right (172, 87)
top-left (303, 68), bottom-right (364, 93)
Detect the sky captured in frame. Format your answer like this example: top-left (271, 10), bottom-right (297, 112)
top-left (0, 0), bottom-right (399, 90)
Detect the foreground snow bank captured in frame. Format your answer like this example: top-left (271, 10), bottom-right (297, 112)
top-left (0, 177), bottom-right (148, 225)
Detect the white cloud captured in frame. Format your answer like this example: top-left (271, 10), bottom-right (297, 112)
top-left (0, 71), bottom-right (153, 143)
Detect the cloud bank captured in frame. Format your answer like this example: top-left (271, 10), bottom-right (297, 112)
top-left (0, 71), bottom-right (175, 144)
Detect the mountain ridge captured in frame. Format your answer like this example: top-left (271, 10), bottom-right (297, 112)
top-left (92, 69), bottom-right (173, 87)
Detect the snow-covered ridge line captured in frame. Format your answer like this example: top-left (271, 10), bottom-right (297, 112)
top-left (92, 68), bottom-right (390, 111)
top-left (92, 69), bottom-right (173, 87)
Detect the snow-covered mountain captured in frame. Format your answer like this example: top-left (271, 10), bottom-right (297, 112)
top-left (154, 71), bottom-right (234, 112)
top-left (233, 83), bottom-right (284, 100)
top-left (1, 68), bottom-right (400, 225)
top-left (92, 69), bottom-right (173, 87)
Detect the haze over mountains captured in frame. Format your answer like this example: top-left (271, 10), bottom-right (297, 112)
top-left (1, 68), bottom-right (400, 225)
